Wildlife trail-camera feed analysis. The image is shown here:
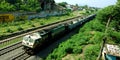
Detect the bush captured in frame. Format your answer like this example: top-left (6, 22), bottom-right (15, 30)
top-left (96, 5), bottom-right (115, 23)
top-left (31, 24), bottom-right (35, 27)
top-left (109, 31), bottom-right (120, 43)
top-left (1, 23), bottom-right (8, 27)
top-left (46, 48), bottom-right (66, 60)
top-left (27, 21), bottom-right (32, 25)
top-left (89, 32), bottom-right (104, 44)
top-left (57, 17), bottom-right (60, 20)
top-left (40, 22), bottom-right (44, 25)
top-left (73, 46), bottom-right (82, 54)
top-left (65, 47), bottom-right (73, 54)
top-left (84, 44), bottom-right (100, 60)
top-left (17, 26), bottom-right (23, 31)
top-left (6, 28), bottom-right (13, 33)
top-left (11, 22), bottom-right (19, 26)
top-left (91, 20), bottom-right (105, 32)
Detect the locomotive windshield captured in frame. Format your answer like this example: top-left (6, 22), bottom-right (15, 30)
top-left (23, 37), bottom-right (28, 41)
top-left (29, 38), bottom-right (33, 43)
top-left (23, 36), bottom-right (34, 43)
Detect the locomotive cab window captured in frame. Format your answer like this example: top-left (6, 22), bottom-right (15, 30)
top-left (29, 39), bottom-right (33, 43)
top-left (23, 37), bottom-right (28, 41)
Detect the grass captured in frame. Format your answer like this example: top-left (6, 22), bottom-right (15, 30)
top-left (0, 37), bottom-right (22, 49)
top-left (0, 11), bottom-right (82, 48)
top-left (0, 12), bottom-right (78, 37)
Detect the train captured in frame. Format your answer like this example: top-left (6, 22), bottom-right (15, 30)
top-left (22, 14), bottom-right (96, 55)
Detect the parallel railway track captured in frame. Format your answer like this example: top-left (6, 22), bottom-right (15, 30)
top-left (0, 16), bottom-right (82, 56)
top-left (0, 16), bottom-right (81, 45)
top-left (9, 51), bottom-right (31, 60)
top-left (0, 42), bottom-right (22, 56)
top-left (0, 14), bottom-right (96, 59)
top-left (0, 16), bottom-right (96, 60)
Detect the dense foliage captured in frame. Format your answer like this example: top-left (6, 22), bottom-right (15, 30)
top-left (96, 0), bottom-right (120, 44)
top-left (0, 1), bottom-right (15, 11)
top-left (97, 0), bottom-right (120, 30)
top-left (0, 0), bottom-right (40, 12)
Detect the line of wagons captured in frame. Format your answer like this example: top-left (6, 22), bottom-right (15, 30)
top-left (22, 14), bottom-right (96, 55)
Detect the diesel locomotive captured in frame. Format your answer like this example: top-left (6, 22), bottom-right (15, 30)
top-left (22, 14), bottom-right (96, 55)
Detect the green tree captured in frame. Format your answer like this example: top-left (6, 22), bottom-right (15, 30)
top-left (96, 0), bottom-right (120, 31)
top-left (18, 0), bottom-right (40, 11)
top-left (58, 2), bottom-right (68, 8)
top-left (0, 0), bottom-right (41, 12)
top-left (0, 1), bottom-right (15, 12)
top-left (5, 0), bottom-right (17, 4)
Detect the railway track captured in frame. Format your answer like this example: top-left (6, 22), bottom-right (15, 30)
top-left (0, 16), bottom-right (81, 57)
top-left (0, 42), bottom-right (22, 56)
top-left (9, 51), bottom-right (31, 60)
top-left (0, 14), bottom-right (96, 60)
top-left (0, 16), bottom-right (81, 45)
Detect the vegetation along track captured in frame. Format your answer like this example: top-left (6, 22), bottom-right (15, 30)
top-left (0, 14), bottom-right (95, 57)
top-left (0, 16), bottom-right (82, 45)
top-left (0, 41), bottom-right (22, 56)
top-left (9, 51), bottom-right (31, 60)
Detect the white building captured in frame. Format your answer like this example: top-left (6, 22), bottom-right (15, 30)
top-left (102, 44), bottom-right (120, 60)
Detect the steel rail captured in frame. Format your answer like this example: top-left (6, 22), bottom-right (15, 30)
top-left (0, 16), bottom-right (81, 44)
top-left (0, 41), bottom-right (22, 56)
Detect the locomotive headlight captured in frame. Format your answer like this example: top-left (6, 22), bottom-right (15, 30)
top-left (28, 43), bottom-right (34, 48)
top-left (29, 44), bottom-right (33, 47)
top-left (27, 43), bottom-right (29, 45)
top-left (22, 41), bottom-right (26, 45)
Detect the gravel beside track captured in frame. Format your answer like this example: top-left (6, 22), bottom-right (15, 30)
top-left (0, 16), bottom-right (81, 45)
top-left (9, 51), bottom-right (31, 60)
top-left (0, 42), bottom-right (22, 56)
